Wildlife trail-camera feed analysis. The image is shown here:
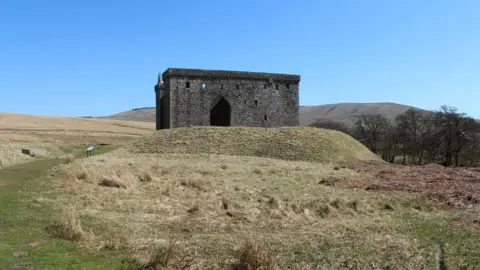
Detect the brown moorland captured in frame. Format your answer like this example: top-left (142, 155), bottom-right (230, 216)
top-left (337, 161), bottom-right (480, 209)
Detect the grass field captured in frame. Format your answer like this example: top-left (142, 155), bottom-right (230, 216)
top-left (0, 112), bottom-right (154, 168)
top-left (0, 112), bottom-right (154, 145)
top-left (1, 121), bottom-right (480, 269)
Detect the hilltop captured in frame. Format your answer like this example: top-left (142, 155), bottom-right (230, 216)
top-left (101, 102), bottom-right (422, 126)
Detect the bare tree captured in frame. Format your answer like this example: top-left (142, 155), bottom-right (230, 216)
top-left (380, 121), bottom-right (400, 163)
top-left (433, 105), bottom-right (475, 166)
top-left (323, 105), bottom-right (479, 167)
top-left (394, 109), bottom-right (432, 164)
top-left (352, 114), bottom-right (390, 155)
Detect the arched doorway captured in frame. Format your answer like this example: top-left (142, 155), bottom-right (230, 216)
top-left (210, 96), bottom-right (231, 126)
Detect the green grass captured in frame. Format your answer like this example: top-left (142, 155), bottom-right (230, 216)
top-left (0, 145), bottom-right (122, 270)
top-left (394, 213), bottom-right (480, 269)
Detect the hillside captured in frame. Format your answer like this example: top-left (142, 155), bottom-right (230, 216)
top-left (0, 112), bottom-right (155, 167)
top-left (300, 102), bottom-right (421, 126)
top-left (102, 102), bottom-right (421, 126)
top-left (123, 126), bottom-right (380, 163)
top-left (0, 112), bottom-right (154, 137)
top-left (99, 107), bottom-right (156, 122)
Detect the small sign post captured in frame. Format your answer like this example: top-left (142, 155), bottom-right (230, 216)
top-left (87, 146), bottom-right (95, 157)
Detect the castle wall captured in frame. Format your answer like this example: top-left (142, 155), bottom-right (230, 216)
top-left (157, 68), bottom-right (300, 129)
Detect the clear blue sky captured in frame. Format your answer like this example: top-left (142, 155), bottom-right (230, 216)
top-left (1, 0), bottom-right (479, 118)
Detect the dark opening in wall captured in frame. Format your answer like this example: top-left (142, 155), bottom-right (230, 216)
top-left (236, 84), bottom-right (240, 90)
top-left (286, 84), bottom-right (290, 89)
top-left (210, 97), bottom-right (231, 127)
top-left (255, 100), bottom-right (258, 106)
top-left (275, 84), bottom-right (279, 90)
top-left (263, 84), bottom-right (267, 89)
top-left (264, 115), bottom-right (267, 120)
top-left (202, 83), bottom-right (206, 89)
top-left (186, 82), bottom-right (190, 88)
top-left (244, 100), bottom-right (247, 104)
top-left (220, 84), bottom-right (224, 89)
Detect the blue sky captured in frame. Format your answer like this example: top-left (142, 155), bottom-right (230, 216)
top-left (1, 0), bottom-right (479, 118)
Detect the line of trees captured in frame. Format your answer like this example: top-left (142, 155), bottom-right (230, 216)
top-left (311, 105), bottom-right (480, 167)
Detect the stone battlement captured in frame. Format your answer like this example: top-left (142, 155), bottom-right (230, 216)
top-left (161, 68), bottom-right (301, 82)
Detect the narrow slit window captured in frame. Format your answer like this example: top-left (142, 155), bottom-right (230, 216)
top-left (264, 115), bottom-right (268, 120)
top-left (286, 84), bottom-right (290, 89)
top-left (263, 84), bottom-right (267, 89)
top-left (244, 100), bottom-right (247, 104)
top-left (201, 83), bottom-right (206, 89)
top-left (186, 82), bottom-right (190, 88)
top-left (236, 84), bottom-right (240, 90)
top-left (275, 84), bottom-right (279, 90)
top-left (254, 100), bottom-right (258, 106)
top-left (220, 84), bottom-right (224, 89)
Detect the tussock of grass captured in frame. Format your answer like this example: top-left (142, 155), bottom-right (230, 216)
top-left (235, 237), bottom-right (280, 270)
top-left (63, 154), bottom-right (74, 164)
top-left (46, 207), bottom-right (84, 241)
top-left (123, 126), bottom-right (380, 163)
top-left (150, 239), bottom-right (178, 268)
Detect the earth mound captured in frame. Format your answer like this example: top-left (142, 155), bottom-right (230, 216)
top-left (124, 126), bottom-right (380, 163)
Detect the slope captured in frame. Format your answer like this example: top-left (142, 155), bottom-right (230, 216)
top-left (102, 102), bottom-right (422, 127)
top-left (124, 126), bottom-right (380, 163)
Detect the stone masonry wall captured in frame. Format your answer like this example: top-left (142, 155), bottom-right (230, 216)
top-left (157, 68), bottom-right (300, 129)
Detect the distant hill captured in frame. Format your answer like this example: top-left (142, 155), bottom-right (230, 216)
top-left (100, 103), bottom-right (425, 127)
top-left (299, 102), bottom-right (423, 127)
top-left (100, 107), bottom-right (156, 122)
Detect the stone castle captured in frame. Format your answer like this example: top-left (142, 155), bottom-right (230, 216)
top-left (154, 68), bottom-right (300, 130)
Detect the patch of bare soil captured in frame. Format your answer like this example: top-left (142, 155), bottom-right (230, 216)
top-left (338, 161), bottom-right (480, 209)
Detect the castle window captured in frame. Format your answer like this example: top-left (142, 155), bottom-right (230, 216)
top-left (244, 100), bottom-right (247, 104)
top-left (202, 83), bottom-right (207, 89)
top-left (221, 84), bottom-right (224, 89)
top-left (275, 84), bottom-right (279, 90)
top-left (264, 115), bottom-right (268, 120)
top-left (236, 84), bottom-right (240, 90)
top-left (286, 84), bottom-right (290, 89)
top-left (254, 100), bottom-right (258, 106)
top-left (186, 82), bottom-right (190, 88)
top-left (263, 84), bottom-right (267, 89)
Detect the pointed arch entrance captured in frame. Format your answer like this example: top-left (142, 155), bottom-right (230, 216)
top-left (210, 96), bottom-right (231, 126)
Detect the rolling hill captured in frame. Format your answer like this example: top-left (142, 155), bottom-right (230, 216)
top-left (102, 102), bottom-right (421, 127)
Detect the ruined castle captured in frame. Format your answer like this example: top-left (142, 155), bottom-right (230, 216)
top-left (154, 68), bottom-right (300, 130)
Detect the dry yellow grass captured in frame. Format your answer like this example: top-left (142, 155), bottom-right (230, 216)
top-left (0, 140), bottom-right (67, 168)
top-left (0, 112), bottom-right (154, 132)
top-left (125, 126), bottom-right (380, 163)
top-left (47, 151), bottom-right (435, 268)
top-left (0, 112), bottom-right (155, 167)
top-left (0, 112), bottom-right (154, 143)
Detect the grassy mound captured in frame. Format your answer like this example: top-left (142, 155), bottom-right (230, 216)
top-left (124, 126), bottom-right (379, 163)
